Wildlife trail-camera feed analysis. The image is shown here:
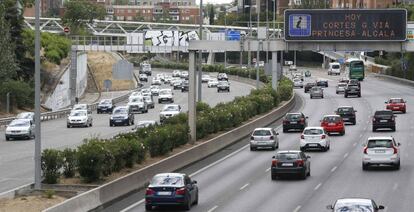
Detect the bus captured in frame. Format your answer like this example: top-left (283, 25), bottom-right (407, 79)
top-left (345, 59), bottom-right (365, 81)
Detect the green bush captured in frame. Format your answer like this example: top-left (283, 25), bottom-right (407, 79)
top-left (62, 148), bottom-right (77, 178)
top-left (45, 49), bottom-right (62, 65)
top-left (0, 80), bottom-right (34, 109)
top-left (41, 149), bottom-right (63, 184)
top-left (76, 139), bottom-right (107, 182)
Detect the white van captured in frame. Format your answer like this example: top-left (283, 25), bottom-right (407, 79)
top-left (328, 62), bottom-right (341, 75)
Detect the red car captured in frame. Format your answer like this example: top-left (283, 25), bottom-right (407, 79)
top-left (385, 98), bottom-right (406, 113)
top-left (321, 115), bottom-right (345, 135)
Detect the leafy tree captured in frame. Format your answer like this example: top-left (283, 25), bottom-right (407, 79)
top-left (207, 4), bottom-right (215, 25)
top-left (62, 0), bottom-right (106, 34)
top-left (0, 3), bottom-right (18, 82)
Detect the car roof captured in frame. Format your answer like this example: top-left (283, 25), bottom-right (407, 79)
top-left (164, 104), bottom-right (179, 107)
top-left (389, 98), bottom-right (403, 100)
top-left (338, 106), bottom-right (353, 108)
top-left (323, 115), bottom-right (341, 118)
top-left (277, 150), bottom-right (301, 154)
top-left (115, 106), bottom-right (128, 109)
top-left (304, 126), bottom-right (324, 130)
top-left (154, 173), bottom-right (185, 178)
top-left (368, 136), bottom-right (393, 140)
top-left (254, 128), bottom-right (273, 131)
top-left (286, 112), bottom-right (301, 115)
top-left (335, 198), bottom-right (373, 204)
top-left (11, 119), bottom-right (31, 124)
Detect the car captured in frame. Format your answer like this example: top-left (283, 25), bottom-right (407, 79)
top-left (372, 110), bottom-right (396, 132)
top-left (217, 73), bottom-right (228, 81)
top-left (158, 89), bottom-right (174, 103)
top-left (348, 79), bottom-right (361, 88)
top-left (67, 110), bottom-right (92, 128)
top-left (310, 86), bottom-right (324, 99)
top-left (140, 63), bottom-right (152, 76)
top-left (128, 96), bottom-right (148, 113)
top-left (250, 128), bottom-right (279, 151)
top-left (327, 198), bottom-right (385, 211)
top-left (156, 73), bottom-right (165, 82)
top-left (217, 81), bottom-right (230, 92)
top-left (321, 115), bottom-right (345, 135)
top-left (164, 75), bottom-right (173, 84)
top-left (344, 84), bottom-right (361, 98)
top-left (141, 88), bottom-right (152, 97)
top-left (181, 80), bottom-right (189, 92)
top-left (282, 113), bottom-right (308, 132)
top-left (328, 62), bottom-right (341, 75)
top-left (172, 70), bottom-right (181, 77)
top-left (143, 95), bottom-right (155, 109)
top-left (145, 173), bottom-right (198, 211)
top-left (300, 127), bottom-right (330, 151)
top-left (150, 85), bottom-right (160, 96)
top-left (15, 112), bottom-right (35, 123)
top-left (385, 98), bottom-right (406, 113)
top-left (338, 77), bottom-right (350, 84)
top-left (201, 74), bottom-right (211, 83)
top-left (129, 91), bottom-right (142, 101)
top-left (139, 74), bottom-right (148, 82)
top-left (289, 65), bottom-right (297, 71)
top-left (151, 78), bottom-right (162, 85)
top-left (5, 119), bottom-right (35, 141)
top-left (293, 78), bottom-right (303, 88)
top-left (335, 106), bottom-right (357, 125)
top-left (180, 71), bottom-right (189, 79)
top-left (97, 99), bottom-right (114, 114)
top-left (304, 82), bottom-right (316, 93)
top-left (304, 70), bottom-right (311, 77)
top-left (362, 136), bottom-right (401, 170)
top-left (316, 79), bottom-right (328, 87)
top-left (336, 82), bottom-right (347, 94)
top-left (109, 106), bottom-right (134, 126)
top-left (172, 79), bottom-right (182, 90)
top-left (271, 150), bottom-right (311, 180)
top-left (207, 79), bottom-right (219, 88)
top-left (136, 120), bottom-right (157, 129)
top-left (160, 104), bottom-right (181, 123)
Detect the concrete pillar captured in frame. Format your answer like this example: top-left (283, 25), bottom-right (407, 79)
top-left (188, 51), bottom-right (197, 144)
top-left (207, 51), bottom-right (215, 65)
top-left (272, 51), bottom-right (279, 91)
top-left (69, 50), bottom-right (78, 105)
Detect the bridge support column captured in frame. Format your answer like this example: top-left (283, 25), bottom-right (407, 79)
top-left (272, 51), bottom-right (279, 91)
top-left (207, 51), bottom-right (215, 65)
top-left (69, 49), bottom-right (78, 105)
top-left (188, 50), bottom-right (197, 144)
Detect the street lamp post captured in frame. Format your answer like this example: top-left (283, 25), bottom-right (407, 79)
top-left (256, 2), bottom-right (260, 89)
top-left (224, 7), bottom-right (227, 68)
top-left (198, 0), bottom-right (203, 102)
top-left (34, 0), bottom-right (42, 190)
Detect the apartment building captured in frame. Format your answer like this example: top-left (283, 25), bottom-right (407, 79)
top-left (330, 0), bottom-right (400, 8)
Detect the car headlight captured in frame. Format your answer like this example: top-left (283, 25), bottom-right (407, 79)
top-left (81, 118), bottom-right (87, 122)
top-left (21, 130), bottom-right (29, 134)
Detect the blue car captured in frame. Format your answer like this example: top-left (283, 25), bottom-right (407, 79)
top-left (145, 173), bottom-right (198, 211)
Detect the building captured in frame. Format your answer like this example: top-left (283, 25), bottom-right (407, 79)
top-left (330, 0), bottom-right (400, 8)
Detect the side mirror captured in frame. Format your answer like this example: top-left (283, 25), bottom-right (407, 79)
top-left (305, 116), bottom-right (309, 119)
top-left (275, 132), bottom-right (279, 135)
top-left (272, 156), bottom-right (276, 159)
top-left (326, 205), bottom-right (333, 209)
top-left (378, 205), bottom-right (385, 210)
top-left (384, 101), bottom-right (388, 104)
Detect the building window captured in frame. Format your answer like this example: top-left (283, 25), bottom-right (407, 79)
top-left (127, 16), bottom-right (133, 20)
top-left (117, 16), bottom-right (124, 21)
top-left (128, 9), bottom-right (132, 13)
top-left (142, 10), bottom-right (146, 14)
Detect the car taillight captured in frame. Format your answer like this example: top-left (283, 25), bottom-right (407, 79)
top-left (300, 118), bottom-right (305, 124)
top-left (392, 146), bottom-right (398, 154)
top-left (296, 159), bottom-right (304, 166)
top-left (145, 188), bottom-right (155, 195)
top-left (175, 187), bottom-right (186, 195)
top-left (321, 121), bottom-right (327, 126)
top-left (363, 147), bottom-right (368, 154)
top-left (321, 135), bottom-right (326, 139)
top-left (271, 159), bottom-right (278, 167)
top-left (301, 134), bottom-right (305, 139)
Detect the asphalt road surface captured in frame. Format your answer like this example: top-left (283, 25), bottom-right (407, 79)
top-left (118, 69), bottom-right (414, 212)
top-left (0, 69), bottom-right (254, 194)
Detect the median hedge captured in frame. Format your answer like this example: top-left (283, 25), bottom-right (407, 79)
top-left (41, 67), bottom-right (292, 183)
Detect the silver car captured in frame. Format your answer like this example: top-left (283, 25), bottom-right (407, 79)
top-left (336, 82), bottom-right (347, 94)
top-left (327, 198), bottom-right (385, 211)
top-left (362, 136), bottom-right (401, 170)
top-left (143, 95), bottom-right (155, 109)
top-left (310, 86), bottom-right (324, 99)
top-left (250, 128), bottom-right (279, 151)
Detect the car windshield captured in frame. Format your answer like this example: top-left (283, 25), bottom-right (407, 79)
top-left (151, 175), bottom-right (184, 186)
top-left (304, 129), bottom-right (323, 135)
top-left (375, 111), bottom-right (393, 116)
top-left (70, 111), bottom-right (86, 117)
top-left (113, 108), bottom-right (127, 114)
top-left (338, 107), bottom-right (353, 113)
top-left (276, 153), bottom-right (300, 160)
top-left (348, 85), bottom-right (359, 89)
top-left (16, 113), bottom-right (32, 119)
top-left (368, 139), bottom-right (393, 148)
top-left (323, 116), bottom-right (341, 123)
top-left (203, 75), bottom-right (210, 78)
top-left (311, 87), bottom-right (321, 91)
top-left (338, 83), bottom-right (346, 87)
top-left (294, 79), bottom-right (301, 82)
top-left (253, 130), bottom-right (271, 136)
top-left (218, 81), bottom-right (228, 85)
top-left (389, 99), bottom-right (403, 103)
top-left (332, 65), bottom-right (340, 69)
top-left (131, 98), bottom-right (143, 103)
top-left (143, 96), bottom-right (151, 101)
top-left (9, 121), bottom-right (29, 127)
top-left (209, 79), bottom-right (217, 82)
top-left (160, 90), bottom-right (171, 95)
top-left (334, 203), bottom-right (373, 212)
top-left (286, 114), bottom-right (301, 120)
top-left (163, 106), bottom-right (179, 111)
top-left (73, 105), bottom-right (86, 110)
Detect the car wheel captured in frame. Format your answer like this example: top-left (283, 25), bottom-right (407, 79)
top-left (391, 126), bottom-right (396, 132)
top-left (353, 120), bottom-right (356, 125)
top-left (341, 130), bottom-right (345, 136)
top-left (158, 100), bottom-right (161, 103)
top-left (67, 124), bottom-right (70, 128)
top-left (193, 192), bottom-right (199, 205)
top-left (250, 146), bottom-right (256, 151)
top-left (183, 199), bottom-right (191, 211)
top-left (300, 147), bottom-right (306, 152)
top-left (307, 167), bottom-right (311, 176)
top-left (300, 171), bottom-right (307, 180)
top-left (336, 91), bottom-right (339, 94)
top-left (110, 123), bottom-right (113, 127)
top-left (345, 94), bottom-right (348, 98)
top-left (321, 95), bottom-right (324, 98)
top-left (145, 204), bottom-right (152, 211)
top-left (310, 96), bottom-right (313, 99)
top-left (271, 173), bottom-right (277, 181)
top-left (283, 128), bottom-right (287, 133)
top-left (5, 137), bottom-right (10, 141)
top-left (403, 109), bottom-right (406, 114)
top-left (90, 122), bottom-right (92, 127)
top-left (358, 94), bottom-right (361, 97)
top-left (372, 127), bottom-right (376, 132)
top-left (395, 161), bottom-right (400, 170)
top-left (362, 163), bottom-right (369, 171)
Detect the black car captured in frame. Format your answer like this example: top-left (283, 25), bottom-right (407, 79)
top-left (344, 84), bottom-right (361, 98)
top-left (348, 79), bottom-right (361, 88)
top-left (304, 82), bottom-right (316, 93)
top-left (217, 81), bottom-right (230, 92)
top-left (97, 99), bottom-right (114, 114)
top-left (181, 80), bottom-right (189, 92)
top-left (145, 173), bottom-right (198, 211)
top-left (316, 79), bottom-right (328, 87)
top-left (217, 73), bottom-right (229, 81)
top-left (372, 110), bottom-right (396, 132)
top-left (109, 106), bottom-right (134, 126)
top-left (282, 113), bottom-right (308, 132)
top-left (271, 150), bottom-right (311, 180)
top-left (336, 106), bottom-right (357, 125)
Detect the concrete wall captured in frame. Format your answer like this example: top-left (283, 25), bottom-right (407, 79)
top-left (45, 53), bottom-right (88, 111)
top-left (43, 94), bottom-right (295, 212)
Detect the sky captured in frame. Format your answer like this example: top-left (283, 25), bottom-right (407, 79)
top-left (196, 0), bottom-right (233, 5)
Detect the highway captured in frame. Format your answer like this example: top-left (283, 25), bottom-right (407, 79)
top-left (116, 68), bottom-right (414, 212)
top-left (0, 68), bottom-right (254, 194)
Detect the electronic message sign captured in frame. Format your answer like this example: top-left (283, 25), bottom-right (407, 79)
top-left (284, 9), bottom-right (406, 41)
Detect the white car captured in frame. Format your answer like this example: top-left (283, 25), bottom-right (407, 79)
top-left (150, 85), bottom-right (160, 96)
top-left (293, 78), bottom-right (303, 88)
top-left (141, 88), bottom-right (152, 97)
top-left (328, 62), bottom-right (341, 75)
top-left (164, 75), bottom-right (173, 84)
top-left (15, 112), bottom-right (35, 123)
top-left (362, 136), bottom-right (401, 170)
top-left (172, 70), bottom-right (181, 77)
top-left (201, 75), bottom-right (211, 83)
top-left (136, 120), bottom-right (157, 129)
top-left (172, 79), bottom-right (183, 89)
top-left (139, 74), bottom-right (148, 82)
top-left (300, 127), bottom-right (330, 152)
top-left (67, 110), bottom-right (93, 128)
top-left (128, 96), bottom-right (148, 113)
top-left (156, 73), bottom-right (165, 81)
top-left (158, 89), bottom-right (174, 103)
top-left (327, 198), bottom-right (385, 211)
top-left (180, 71), bottom-right (189, 79)
top-left (207, 79), bottom-right (219, 88)
top-left (160, 104), bottom-right (182, 123)
top-left (71, 104), bottom-right (89, 112)
top-left (152, 78), bottom-right (162, 85)
top-left (250, 128), bottom-right (279, 151)
top-left (5, 119), bottom-right (35, 141)
top-left (129, 91), bottom-right (142, 101)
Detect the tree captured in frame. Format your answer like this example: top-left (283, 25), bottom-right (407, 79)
top-left (62, 0), bottom-right (106, 34)
top-left (207, 4), bottom-right (215, 25)
top-left (0, 3), bottom-right (18, 83)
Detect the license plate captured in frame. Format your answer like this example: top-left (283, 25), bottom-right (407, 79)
top-left (115, 120), bottom-right (123, 122)
top-left (328, 123), bottom-right (335, 126)
top-left (157, 191), bottom-right (172, 196)
top-left (309, 143), bottom-right (318, 147)
top-left (393, 107), bottom-right (399, 109)
top-left (290, 121), bottom-right (297, 124)
top-left (343, 118), bottom-right (349, 121)
top-left (282, 163), bottom-right (293, 166)
top-left (375, 150), bottom-right (385, 153)
top-left (380, 120), bottom-right (388, 123)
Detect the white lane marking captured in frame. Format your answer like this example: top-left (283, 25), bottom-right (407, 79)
top-left (314, 183), bottom-right (322, 191)
top-left (392, 183), bottom-right (399, 191)
top-left (120, 199), bottom-right (145, 212)
top-left (353, 142), bottom-right (357, 147)
top-left (266, 167), bottom-right (271, 172)
top-left (207, 205), bottom-right (219, 212)
top-left (331, 166), bottom-right (337, 172)
top-left (240, 183), bottom-right (249, 190)
top-left (344, 153), bottom-right (349, 158)
top-left (293, 205), bottom-right (302, 212)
